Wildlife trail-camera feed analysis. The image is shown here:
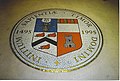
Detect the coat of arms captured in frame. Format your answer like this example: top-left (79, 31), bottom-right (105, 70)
top-left (32, 18), bottom-right (82, 57)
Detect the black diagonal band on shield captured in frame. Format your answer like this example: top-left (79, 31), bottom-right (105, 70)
top-left (32, 37), bottom-right (57, 47)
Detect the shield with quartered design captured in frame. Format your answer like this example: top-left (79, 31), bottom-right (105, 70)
top-left (32, 18), bottom-right (82, 57)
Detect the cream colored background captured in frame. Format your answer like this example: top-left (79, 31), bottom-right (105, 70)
top-left (0, 0), bottom-right (119, 80)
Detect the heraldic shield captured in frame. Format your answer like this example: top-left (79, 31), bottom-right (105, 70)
top-left (32, 18), bottom-right (82, 57)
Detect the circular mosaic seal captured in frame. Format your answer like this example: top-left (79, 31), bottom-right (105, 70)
top-left (10, 9), bottom-right (103, 72)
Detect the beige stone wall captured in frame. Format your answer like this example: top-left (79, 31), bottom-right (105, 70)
top-left (0, 0), bottom-right (118, 80)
